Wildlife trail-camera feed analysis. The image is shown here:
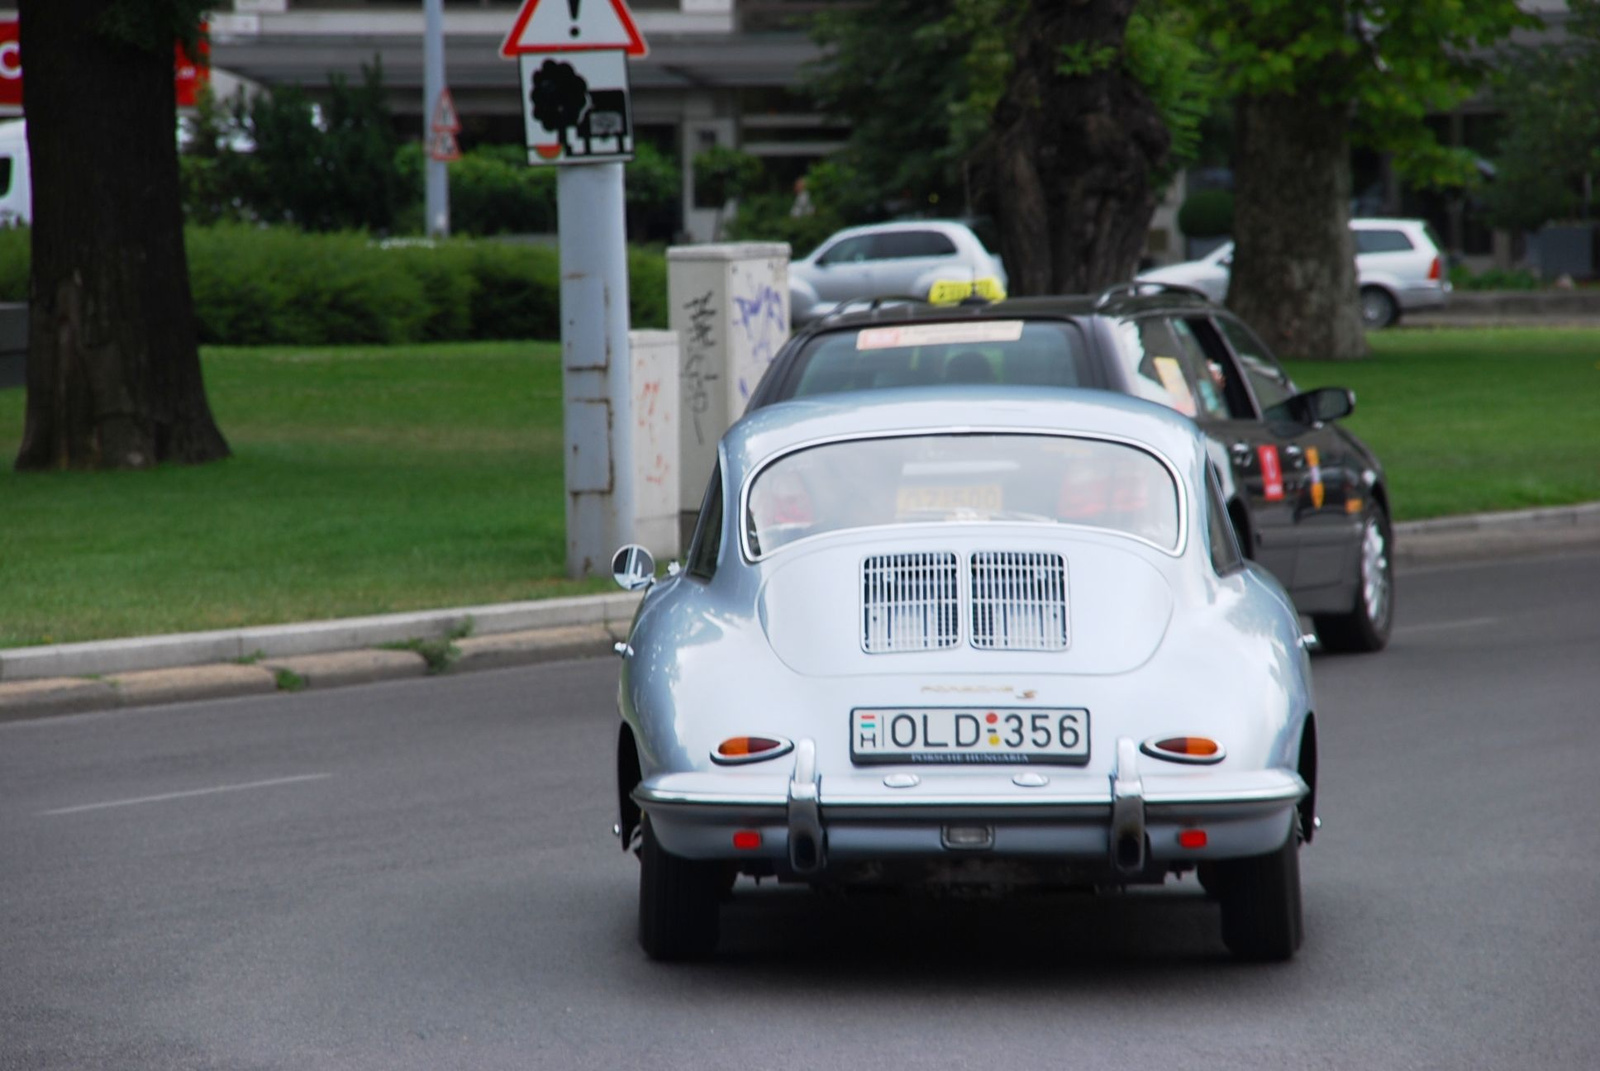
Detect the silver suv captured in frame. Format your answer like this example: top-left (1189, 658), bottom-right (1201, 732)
top-left (789, 220), bottom-right (1008, 325)
top-left (1137, 218), bottom-right (1450, 328)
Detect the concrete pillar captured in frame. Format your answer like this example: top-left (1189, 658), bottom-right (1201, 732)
top-left (627, 330), bottom-right (682, 561)
top-left (667, 242), bottom-right (790, 537)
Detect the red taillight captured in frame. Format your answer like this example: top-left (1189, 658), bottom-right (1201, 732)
top-left (1178, 829), bottom-right (1208, 849)
top-left (711, 735), bottom-right (794, 765)
top-left (1428, 255), bottom-right (1442, 281)
top-left (1158, 736), bottom-right (1219, 757)
top-left (1140, 735), bottom-right (1226, 765)
top-left (717, 736), bottom-right (783, 758)
top-left (732, 830), bottom-right (762, 850)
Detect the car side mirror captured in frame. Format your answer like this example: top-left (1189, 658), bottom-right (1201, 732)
top-left (611, 544), bottom-right (657, 591)
top-left (1284, 386), bottom-right (1355, 425)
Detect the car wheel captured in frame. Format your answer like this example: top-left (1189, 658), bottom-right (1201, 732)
top-left (638, 815), bottom-right (723, 961)
top-left (1216, 816), bottom-right (1304, 962)
top-left (1360, 286), bottom-right (1398, 329)
top-left (1314, 501), bottom-right (1395, 653)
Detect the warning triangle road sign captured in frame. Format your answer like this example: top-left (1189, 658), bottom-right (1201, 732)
top-left (499, 0), bottom-right (648, 58)
top-left (431, 88), bottom-right (461, 133)
top-left (428, 129), bottom-right (462, 162)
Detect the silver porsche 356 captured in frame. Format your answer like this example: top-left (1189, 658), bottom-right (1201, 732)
top-left (612, 388), bottom-right (1318, 962)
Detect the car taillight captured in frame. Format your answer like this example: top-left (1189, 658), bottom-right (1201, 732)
top-left (711, 736), bottom-right (795, 765)
top-left (1428, 256), bottom-right (1441, 281)
top-left (1140, 735), bottom-right (1226, 765)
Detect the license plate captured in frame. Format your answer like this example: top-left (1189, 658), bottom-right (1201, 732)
top-left (851, 707), bottom-right (1090, 765)
top-left (895, 484), bottom-right (1002, 515)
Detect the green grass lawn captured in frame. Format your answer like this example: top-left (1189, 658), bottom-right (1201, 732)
top-left (1, 326), bottom-right (1597, 647)
top-left (0, 342), bottom-right (610, 648)
top-left (1283, 326), bottom-right (1600, 521)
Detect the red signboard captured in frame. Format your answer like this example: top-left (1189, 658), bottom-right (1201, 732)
top-left (0, 21), bottom-right (20, 108)
top-left (0, 19), bottom-right (209, 109)
top-left (1257, 444), bottom-right (1285, 502)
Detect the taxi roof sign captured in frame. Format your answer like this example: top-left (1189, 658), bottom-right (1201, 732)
top-left (500, 0), bottom-right (648, 58)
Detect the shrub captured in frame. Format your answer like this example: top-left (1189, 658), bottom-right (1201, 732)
top-left (1452, 265), bottom-right (1543, 291)
top-left (0, 224), bottom-right (668, 344)
top-left (1177, 188), bottom-right (1235, 238)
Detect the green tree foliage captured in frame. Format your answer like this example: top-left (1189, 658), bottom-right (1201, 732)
top-left (1479, 0), bottom-right (1600, 231)
top-left (1174, 0), bottom-right (1535, 360)
top-left (180, 60), bottom-right (401, 232)
top-left (1183, 0), bottom-right (1536, 187)
top-left (691, 145), bottom-right (763, 210)
top-left (807, 0), bottom-right (1016, 215)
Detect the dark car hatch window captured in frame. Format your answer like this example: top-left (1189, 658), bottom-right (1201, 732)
top-left (780, 320), bottom-right (1094, 401)
top-left (874, 231), bottom-right (958, 259)
top-left (1354, 229), bottom-right (1414, 255)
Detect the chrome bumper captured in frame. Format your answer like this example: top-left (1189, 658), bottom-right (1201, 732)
top-left (634, 736), bottom-right (1307, 873)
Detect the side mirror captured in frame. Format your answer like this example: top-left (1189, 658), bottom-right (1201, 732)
top-left (611, 544), bottom-right (657, 591)
top-left (1283, 386), bottom-right (1355, 425)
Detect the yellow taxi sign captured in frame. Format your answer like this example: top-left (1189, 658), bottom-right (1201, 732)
top-left (927, 276), bottom-right (1007, 306)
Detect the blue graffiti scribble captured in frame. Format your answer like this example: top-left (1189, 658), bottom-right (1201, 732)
top-left (731, 285), bottom-right (788, 400)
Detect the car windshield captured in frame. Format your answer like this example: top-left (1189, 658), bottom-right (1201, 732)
top-left (744, 433), bottom-right (1180, 557)
top-left (780, 321), bottom-right (1092, 400)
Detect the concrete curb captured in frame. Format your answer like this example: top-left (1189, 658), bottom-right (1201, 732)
top-left (2, 504), bottom-right (1597, 722)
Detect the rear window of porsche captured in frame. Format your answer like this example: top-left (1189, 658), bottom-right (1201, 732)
top-left (743, 432), bottom-right (1181, 558)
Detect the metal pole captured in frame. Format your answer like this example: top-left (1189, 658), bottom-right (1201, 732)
top-left (423, 0), bottom-right (449, 237)
top-left (558, 162), bottom-right (634, 577)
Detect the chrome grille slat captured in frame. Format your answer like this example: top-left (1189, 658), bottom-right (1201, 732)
top-left (970, 551), bottom-right (1069, 651)
top-left (862, 552), bottom-right (960, 652)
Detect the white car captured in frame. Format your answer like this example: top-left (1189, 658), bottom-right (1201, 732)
top-left (1138, 218), bottom-right (1450, 328)
top-left (790, 220), bottom-right (1008, 325)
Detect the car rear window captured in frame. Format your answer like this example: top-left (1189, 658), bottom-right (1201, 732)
top-left (1355, 229), bottom-right (1415, 254)
top-left (874, 231), bottom-right (958, 259)
top-left (744, 433), bottom-right (1181, 557)
top-left (779, 320), bottom-right (1093, 400)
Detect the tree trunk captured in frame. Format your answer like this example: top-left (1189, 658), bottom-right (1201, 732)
top-left (986, 0), bottom-right (1169, 296)
top-left (14, 0), bottom-right (229, 471)
top-left (1227, 93), bottom-right (1367, 361)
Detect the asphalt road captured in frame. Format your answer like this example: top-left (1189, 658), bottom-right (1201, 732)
top-left (3, 550), bottom-right (1598, 1070)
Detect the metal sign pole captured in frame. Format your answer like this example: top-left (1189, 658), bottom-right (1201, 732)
top-left (558, 162), bottom-right (634, 576)
top-left (423, 0), bottom-right (450, 237)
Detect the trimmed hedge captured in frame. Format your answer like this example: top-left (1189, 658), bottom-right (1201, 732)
top-left (0, 224), bottom-right (669, 344)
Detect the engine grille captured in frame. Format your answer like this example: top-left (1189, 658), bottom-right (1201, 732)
top-left (970, 551), bottom-right (1069, 651)
top-left (861, 552), bottom-right (960, 652)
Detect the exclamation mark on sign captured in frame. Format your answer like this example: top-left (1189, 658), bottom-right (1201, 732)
top-left (568, 0), bottom-right (581, 38)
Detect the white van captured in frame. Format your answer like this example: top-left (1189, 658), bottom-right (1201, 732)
top-left (0, 119), bottom-right (30, 226)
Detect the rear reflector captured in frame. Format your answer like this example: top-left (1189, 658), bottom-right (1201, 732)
top-left (732, 830), bottom-right (762, 850)
top-left (1178, 829), bottom-right (1208, 849)
top-left (711, 735), bottom-right (795, 765)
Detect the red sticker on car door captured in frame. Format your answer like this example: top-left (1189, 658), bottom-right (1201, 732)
top-left (1257, 445), bottom-right (1285, 501)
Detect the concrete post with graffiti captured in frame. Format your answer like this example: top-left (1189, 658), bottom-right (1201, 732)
top-left (627, 330), bottom-right (681, 561)
top-left (666, 242), bottom-right (791, 541)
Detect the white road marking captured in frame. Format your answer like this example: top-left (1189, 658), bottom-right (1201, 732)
top-left (1395, 616), bottom-right (1501, 635)
top-left (39, 773), bottom-right (332, 816)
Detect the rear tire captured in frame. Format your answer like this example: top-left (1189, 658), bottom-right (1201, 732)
top-left (1217, 817), bottom-right (1304, 962)
top-left (638, 816), bottom-right (723, 961)
top-left (1315, 501), bottom-right (1394, 653)
top-left (1360, 286), bottom-right (1399, 329)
